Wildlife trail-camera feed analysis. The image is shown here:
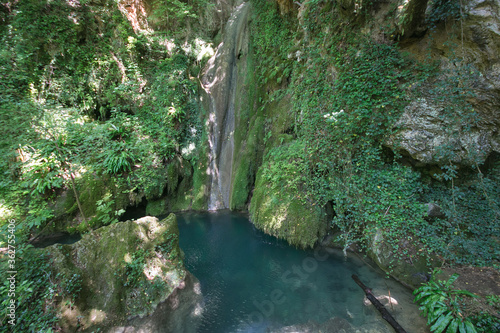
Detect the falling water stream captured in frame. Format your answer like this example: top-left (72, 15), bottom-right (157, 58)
top-left (202, 1), bottom-right (250, 210)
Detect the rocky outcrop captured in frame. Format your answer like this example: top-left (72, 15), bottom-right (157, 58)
top-left (117, 0), bottom-right (151, 33)
top-left (388, 0), bottom-right (500, 167)
top-left (386, 97), bottom-right (498, 166)
top-left (368, 229), bottom-right (439, 288)
top-left (249, 155), bottom-right (328, 249)
top-left (111, 272), bottom-right (203, 333)
top-left (43, 214), bottom-right (202, 332)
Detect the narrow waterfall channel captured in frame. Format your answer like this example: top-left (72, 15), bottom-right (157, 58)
top-left (202, 1), bottom-right (250, 210)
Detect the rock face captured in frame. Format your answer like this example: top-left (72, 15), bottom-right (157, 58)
top-left (111, 272), bottom-right (203, 333)
top-left (387, 0), bottom-right (500, 167)
top-left (43, 214), bottom-right (202, 332)
top-left (387, 97), bottom-right (498, 166)
top-left (368, 229), bottom-right (437, 288)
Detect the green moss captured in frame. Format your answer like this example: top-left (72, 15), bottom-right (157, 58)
top-left (43, 215), bottom-right (185, 331)
top-left (110, 177), bottom-right (131, 212)
top-left (141, 166), bottom-right (170, 200)
top-left (230, 157), bottom-right (253, 210)
top-left (190, 141), bottom-right (210, 211)
top-left (249, 164), bottom-right (327, 249)
top-left (49, 174), bottom-right (133, 233)
top-left (165, 162), bottom-right (180, 195)
top-left (230, 115), bottom-right (266, 210)
top-left (146, 199), bottom-right (168, 216)
top-left (167, 159), bottom-right (194, 211)
top-left (77, 173), bottom-right (108, 218)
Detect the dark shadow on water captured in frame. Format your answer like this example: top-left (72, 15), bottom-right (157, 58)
top-left (32, 233), bottom-right (82, 248)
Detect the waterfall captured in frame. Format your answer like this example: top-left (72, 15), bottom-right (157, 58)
top-left (201, 1), bottom-right (250, 210)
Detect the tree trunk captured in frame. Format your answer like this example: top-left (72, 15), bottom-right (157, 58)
top-left (351, 274), bottom-right (407, 333)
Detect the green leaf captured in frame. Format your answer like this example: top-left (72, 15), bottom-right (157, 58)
top-left (446, 318), bottom-right (459, 333)
top-left (463, 321), bottom-right (477, 333)
top-left (429, 306), bottom-right (449, 322)
top-left (458, 321), bottom-right (466, 333)
top-left (430, 312), bottom-right (453, 333)
top-left (445, 273), bottom-right (459, 287)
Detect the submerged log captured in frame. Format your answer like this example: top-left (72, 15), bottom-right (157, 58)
top-left (351, 274), bottom-right (407, 333)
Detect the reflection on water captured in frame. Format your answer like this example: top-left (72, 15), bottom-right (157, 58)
top-left (177, 211), bottom-right (428, 333)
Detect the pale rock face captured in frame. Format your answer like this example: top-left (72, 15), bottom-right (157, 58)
top-left (387, 98), bottom-right (498, 166)
top-left (386, 0), bottom-right (500, 166)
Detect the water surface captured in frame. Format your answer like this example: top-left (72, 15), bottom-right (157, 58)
top-left (177, 211), bottom-right (427, 333)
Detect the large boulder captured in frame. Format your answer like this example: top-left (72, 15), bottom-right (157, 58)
top-left (386, 97), bottom-right (499, 166)
top-left (249, 161), bottom-right (328, 249)
top-left (367, 229), bottom-right (440, 289)
top-left (43, 214), bottom-right (202, 332)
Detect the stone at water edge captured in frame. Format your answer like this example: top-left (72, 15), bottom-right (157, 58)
top-left (42, 214), bottom-right (198, 332)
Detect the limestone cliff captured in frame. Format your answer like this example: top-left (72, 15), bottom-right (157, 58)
top-left (387, 0), bottom-right (500, 166)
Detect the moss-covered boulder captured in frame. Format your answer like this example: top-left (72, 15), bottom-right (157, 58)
top-left (50, 173), bottom-right (131, 233)
top-left (367, 229), bottom-right (440, 288)
top-left (249, 150), bottom-right (328, 248)
top-left (43, 214), bottom-right (197, 331)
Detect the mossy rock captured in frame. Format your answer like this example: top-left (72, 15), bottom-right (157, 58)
top-left (167, 159), bottom-right (195, 211)
top-left (143, 166), bottom-right (170, 200)
top-left (367, 229), bottom-right (441, 289)
top-left (49, 173), bottom-right (131, 234)
top-left (146, 198), bottom-right (168, 216)
top-left (165, 162), bottom-right (180, 196)
top-left (190, 142), bottom-right (210, 211)
top-left (43, 214), bottom-right (186, 331)
top-left (77, 173), bottom-right (109, 217)
top-left (249, 167), bottom-right (327, 249)
top-left (230, 116), bottom-right (265, 210)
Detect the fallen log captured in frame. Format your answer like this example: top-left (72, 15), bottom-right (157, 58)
top-left (351, 274), bottom-right (407, 333)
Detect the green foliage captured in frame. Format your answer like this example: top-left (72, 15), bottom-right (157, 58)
top-left (414, 270), bottom-right (478, 333)
top-left (261, 140), bottom-right (306, 195)
top-left (420, 167), bottom-right (500, 266)
top-left (471, 312), bottom-right (500, 333)
top-left (124, 248), bottom-right (148, 287)
top-left (102, 142), bottom-right (134, 174)
top-left (331, 162), bottom-right (427, 250)
top-left (149, 0), bottom-right (213, 33)
top-left (250, 0), bottom-right (295, 86)
top-left (249, 0), bottom-right (495, 269)
top-left (427, 0), bottom-right (462, 27)
top-left (250, 0), bottom-right (429, 251)
top-left (91, 193), bottom-right (125, 228)
top-left (156, 232), bottom-right (179, 262)
top-left (0, 0), bottom-right (204, 239)
top-left (58, 272), bottom-right (83, 301)
top-left (0, 246), bottom-right (59, 332)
